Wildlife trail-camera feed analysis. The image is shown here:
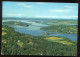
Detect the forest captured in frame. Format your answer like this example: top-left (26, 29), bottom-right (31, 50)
top-left (47, 20), bottom-right (77, 24)
top-left (40, 20), bottom-right (78, 34)
top-left (41, 25), bottom-right (77, 34)
top-left (1, 25), bottom-right (77, 56)
top-left (3, 21), bottom-right (30, 27)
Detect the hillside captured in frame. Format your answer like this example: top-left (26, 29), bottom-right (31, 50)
top-left (1, 25), bottom-right (77, 56)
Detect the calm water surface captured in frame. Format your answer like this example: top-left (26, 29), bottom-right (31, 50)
top-left (3, 19), bottom-right (77, 41)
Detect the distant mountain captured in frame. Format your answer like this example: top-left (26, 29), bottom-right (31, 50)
top-left (2, 17), bottom-right (78, 21)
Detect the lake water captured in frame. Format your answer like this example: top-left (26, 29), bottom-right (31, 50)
top-left (3, 19), bottom-right (78, 41)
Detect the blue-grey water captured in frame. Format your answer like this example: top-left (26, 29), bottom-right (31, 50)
top-left (3, 19), bottom-right (78, 41)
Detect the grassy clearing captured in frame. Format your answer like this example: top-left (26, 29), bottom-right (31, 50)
top-left (14, 22), bottom-right (19, 25)
top-left (44, 36), bottom-right (75, 45)
top-left (2, 32), bottom-right (7, 36)
top-left (45, 37), bottom-right (62, 40)
top-left (2, 40), bottom-right (7, 43)
top-left (55, 41), bottom-right (74, 45)
top-left (17, 41), bottom-right (24, 47)
top-left (2, 28), bottom-right (7, 30)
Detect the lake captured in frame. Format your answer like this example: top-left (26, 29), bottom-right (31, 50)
top-left (3, 19), bottom-right (78, 41)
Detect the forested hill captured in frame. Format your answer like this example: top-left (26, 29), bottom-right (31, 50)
top-left (1, 25), bottom-right (77, 56)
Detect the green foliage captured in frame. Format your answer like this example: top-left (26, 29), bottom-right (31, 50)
top-left (41, 24), bottom-right (77, 34)
top-left (1, 25), bottom-right (77, 56)
top-left (17, 42), bottom-right (24, 47)
top-left (47, 20), bottom-right (78, 24)
top-left (3, 21), bottom-right (30, 27)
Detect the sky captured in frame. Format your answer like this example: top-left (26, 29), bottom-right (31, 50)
top-left (2, 1), bottom-right (78, 19)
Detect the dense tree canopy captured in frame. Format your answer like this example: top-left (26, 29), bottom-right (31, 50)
top-left (1, 25), bottom-right (77, 56)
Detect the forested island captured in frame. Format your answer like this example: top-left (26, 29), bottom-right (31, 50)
top-left (3, 21), bottom-right (30, 27)
top-left (40, 24), bottom-right (77, 34)
top-left (40, 20), bottom-right (78, 34)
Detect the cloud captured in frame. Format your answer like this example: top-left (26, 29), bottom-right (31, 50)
top-left (61, 16), bottom-right (78, 18)
top-left (17, 3), bottom-right (32, 8)
top-left (36, 15), bottom-right (78, 18)
top-left (50, 9), bottom-right (72, 12)
top-left (36, 2), bottom-right (45, 4)
top-left (70, 16), bottom-right (78, 18)
top-left (23, 5), bottom-right (32, 8)
top-left (36, 16), bottom-right (58, 18)
top-left (64, 6), bottom-right (76, 8)
top-left (6, 14), bottom-right (22, 17)
top-left (17, 3), bottom-right (26, 6)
